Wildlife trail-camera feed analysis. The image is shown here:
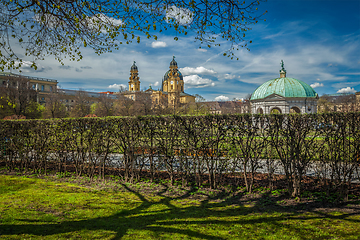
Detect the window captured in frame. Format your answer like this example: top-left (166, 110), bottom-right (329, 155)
top-left (2, 81), bottom-right (5, 85)
top-left (32, 84), bottom-right (36, 89)
top-left (50, 86), bottom-right (53, 92)
top-left (171, 85), bottom-right (173, 90)
top-left (41, 85), bottom-right (45, 91)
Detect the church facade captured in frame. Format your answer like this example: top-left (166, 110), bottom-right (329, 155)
top-left (122, 57), bottom-right (195, 106)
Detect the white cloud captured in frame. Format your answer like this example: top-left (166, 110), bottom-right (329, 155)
top-left (153, 81), bottom-right (159, 86)
top-left (223, 74), bottom-right (239, 80)
top-left (108, 83), bottom-right (127, 90)
top-left (166, 6), bottom-right (193, 25)
top-left (86, 14), bottom-right (123, 33)
top-left (93, 13), bottom-right (123, 26)
top-left (12, 60), bottom-right (51, 73)
top-left (151, 41), bottom-right (167, 48)
top-left (337, 87), bottom-right (356, 94)
top-left (180, 66), bottom-right (216, 75)
top-left (310, 82), bottom-right (324, 88)
top-left (215, 95), bottom-right (229, 101)
top-left (197, 48), bottom-right (207, 52)
top-left (183, 75), bottom-right (215, 88)
top-left (34, 14), bottom-right (64, 28)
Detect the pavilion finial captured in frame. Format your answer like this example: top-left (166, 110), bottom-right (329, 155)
top-left (280, 60), bottom-right (285, 71)
top-left (279, 60), bottom-right (286, 78)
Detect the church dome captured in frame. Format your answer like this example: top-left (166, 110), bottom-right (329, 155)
top-left (164, 69), bottom-right (183, 81)
top-left (251, 77), bottom-right (318, 101)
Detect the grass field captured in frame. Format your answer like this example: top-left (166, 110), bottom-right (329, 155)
top-left (0, 174), bottom-right (359, 239)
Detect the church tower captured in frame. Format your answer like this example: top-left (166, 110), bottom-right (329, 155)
top-left (162, 56), bottom-right (185, 106)
top-left (129, 61), bottom-right (140, 91)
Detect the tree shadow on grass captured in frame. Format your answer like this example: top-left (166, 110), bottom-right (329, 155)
top-left (1, 183), bottom-right (360, 239)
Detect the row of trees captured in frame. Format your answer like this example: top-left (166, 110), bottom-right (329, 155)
top-left (1, 113), bottom-right (359, 201)
top-left (1, 76), bottom-right (248, 119)
top-left (42, 90), bottom-right (212, 118)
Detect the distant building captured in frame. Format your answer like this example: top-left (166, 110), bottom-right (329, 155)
top-left (0, 72), bottom-right (58, 104)
top-left (58, 89), bottom-right (117, 111)
top-left (250, 61), bottom-right (318, 114)
top-left (317, 92), bottom-right (360, 113)
top-left (0, 72), bottom-right (120, 112)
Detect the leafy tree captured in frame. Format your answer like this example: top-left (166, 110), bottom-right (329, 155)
top-left (70, 90), bottom-right (91, 117)
top-left (25, 101), bottom-right (45, 119)
top-left (113, 95), bottom-right (134, 116)
top-left (133, 92), bottom-right (154, 116)
top-left (182, 102), bottom-right (209, 115)
top-left (1, 0), bottom-right (266, 70)
top-left (317, 95), bottom-right (332, 113)
top-left (90, 94), bottom-right (114, 117)
top-left (0, 76), bottom-right (42, 118)
top-left (0, 96), bottom-right (15, 119)
top-left (43, 91), bottom-right (68, 118)
top-left (194, 94), bottom-right (205, 102)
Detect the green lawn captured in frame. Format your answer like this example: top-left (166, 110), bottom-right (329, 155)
top-left (0, 175), bottom-right (359, 239)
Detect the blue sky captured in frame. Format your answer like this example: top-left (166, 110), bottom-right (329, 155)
top-left (10, 0), bottom-right (360, 101)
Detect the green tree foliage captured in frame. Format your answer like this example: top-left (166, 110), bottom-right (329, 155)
top-left (0, 96), bottom-right (16, 119)
top-left (181, 102), bottom-right (209, 115)
top-left (90, 95), bottom-right (114, 117)
top-left (25, 101), bottom-right (45, 119)
top-left (0, 76), bottom-right (43, 118)
top-left (1, 0), bottom-right (267, 70)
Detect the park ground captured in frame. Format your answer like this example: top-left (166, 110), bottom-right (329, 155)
top-left (0, 172), bottom-right (360, 239)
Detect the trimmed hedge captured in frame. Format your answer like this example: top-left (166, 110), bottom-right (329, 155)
top-left (1, 113), bottom-right (359, 199)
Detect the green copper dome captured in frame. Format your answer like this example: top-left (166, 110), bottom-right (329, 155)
top-left (250, 77), bottom-right (318, 101)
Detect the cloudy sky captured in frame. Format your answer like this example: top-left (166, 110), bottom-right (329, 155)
top-left (8, 0), bottom-right (360, 101)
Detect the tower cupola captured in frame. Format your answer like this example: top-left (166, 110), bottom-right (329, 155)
top-left (131, 61), bottom-right (138, 71)
top-left (170, 56), bottom-right (178, 68)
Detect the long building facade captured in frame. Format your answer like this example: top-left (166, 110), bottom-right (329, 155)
top-left (0, 72), bottom-right (58, 104)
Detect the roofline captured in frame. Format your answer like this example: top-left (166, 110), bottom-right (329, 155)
top-left (0, 72), bottom-right (58, 83)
